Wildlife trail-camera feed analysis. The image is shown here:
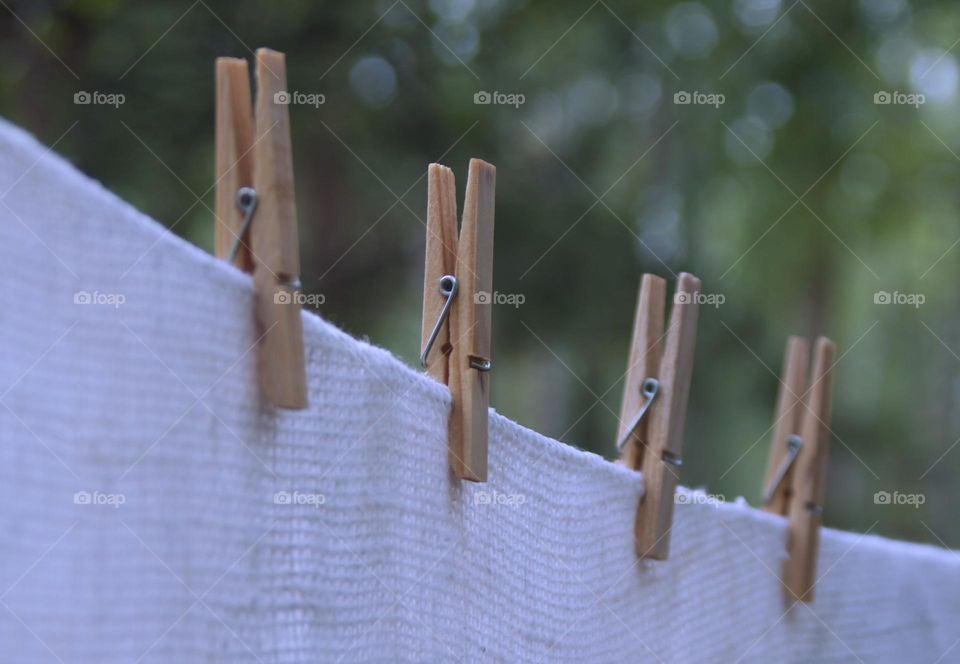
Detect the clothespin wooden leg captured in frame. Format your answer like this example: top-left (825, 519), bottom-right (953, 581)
top-left (762, 337), bottom-right (810, 514)
top-left (420, 164), bottom-right (459, 384)
top-left (448, 159), bottom-right (495, 482)
top-left (214, 57), bottom-right (255, 272)
top-left (638, 273), bottom-right (700, 559)
top-left (617, 275), bottom-right (666, 471)
top-left (250, 48), bottom-right (307, 408)
top-left (784, 336), bottom-right (835, 602)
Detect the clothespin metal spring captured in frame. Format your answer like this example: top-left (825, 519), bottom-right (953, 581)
top-left (762, 434), bottom-right (802, 505)
top-left (420, 275), bottom-right (458, 368)
top-left (469, 356), bottom-right (492, 372)
top-left (616, 377), bottom-right (659, 451)
top-left (228, 185), bottom-right (303, 297)
top-left (227, 187), bottom-right (258, 265)
top-left (420, 274), bottom-right (494, 374)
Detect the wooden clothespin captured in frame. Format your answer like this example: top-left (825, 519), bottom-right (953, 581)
top-left (762, 336), bottom-right (836, 602)
top-left (214, 49), bottom-right (307, 409)
top-left (617, 273), bottom-right (700, 559)
top-left (420, 159), bottom-right (496, 482)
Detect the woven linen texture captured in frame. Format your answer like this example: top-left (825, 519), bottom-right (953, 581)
top-left (0, 119), bottom-right (958, 663)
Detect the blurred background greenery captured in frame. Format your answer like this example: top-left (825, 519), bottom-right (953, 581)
top-left (2, 0), bottom-right (958, 547)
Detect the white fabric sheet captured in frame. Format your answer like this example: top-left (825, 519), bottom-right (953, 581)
top-left (0, 119), bottom-right (958, 663)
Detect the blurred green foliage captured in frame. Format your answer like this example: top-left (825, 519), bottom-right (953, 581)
top-left (3, 0), bottom-right (959, 546)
